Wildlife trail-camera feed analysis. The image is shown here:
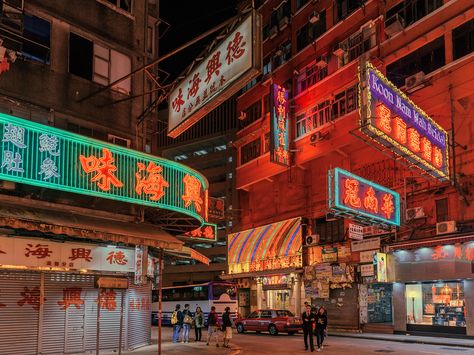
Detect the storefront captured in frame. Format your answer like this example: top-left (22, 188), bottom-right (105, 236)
top-left (390, 239), bottom-right (474, 336)
top-left (226, 217), bottom-right (304, 315)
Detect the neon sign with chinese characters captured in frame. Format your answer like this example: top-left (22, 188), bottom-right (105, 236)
top-left (183, 222), bottom-right (217, 242)
top-left (0, 113), bottom-right (208, 224)
top-left (359, 62), bottom-right (449, 181)
top-left (328, 168), bottom-right (400, 227)
top-left (270, 83), bottom-right (290, 166)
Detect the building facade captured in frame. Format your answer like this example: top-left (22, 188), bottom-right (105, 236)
top-left (229, 0), bottom-right (474, 336)
top-left (0, 1), bottom-right (210, 353)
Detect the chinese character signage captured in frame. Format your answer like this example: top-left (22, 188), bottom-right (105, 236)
top-left (329, 168), bottom-right (400, 227)
top-left (359, 62), bottom-right (449, 181)
top-left (184, 222), bottom-right (217, 242)
top-left (0, 113), bottom-right (208, 224)
top-left (168, 11), bottom-right (262, 138)
top-left (270, 83), bottom-right (290, 166)
top-left (208, 196), bottom-right (225, 220)
top-left (0, 236), bottom-right (134, 272)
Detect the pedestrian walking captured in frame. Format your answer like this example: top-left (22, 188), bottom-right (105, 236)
top-left (302, 303), bottom-right (316, 352)
top-left (194, 306), bottom-right (204, 341)
top-left (171, 304), bottom-right (183, 343)
top-left (315, 306), bottom-right (328, 351)
top-left (206, 306), bottom-right (220, 347)
top-left (221, 306), bottom-right (233, 348)
top-left (182, 304), bottom-right (193, 343)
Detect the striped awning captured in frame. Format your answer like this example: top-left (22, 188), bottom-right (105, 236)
top-left (227, 217), bottom-right (302, 274)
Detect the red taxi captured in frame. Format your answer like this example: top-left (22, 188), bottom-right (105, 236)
top-left (236, 309), bottom-right (302, 335)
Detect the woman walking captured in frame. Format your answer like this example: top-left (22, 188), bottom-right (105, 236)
top-left (315, 306), bottom-right (328, 351)
top-left (194, 306), bottom-right (204, 342)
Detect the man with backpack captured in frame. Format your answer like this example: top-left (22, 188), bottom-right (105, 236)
top-left (171, 304), bottom-right (183, 343)
top-left (206, 306), bottom-right (220, 347)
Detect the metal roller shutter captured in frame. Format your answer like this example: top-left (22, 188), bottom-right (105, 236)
top-left (0, 271), bottom-right (40, 355)
top-left (41, 273), bottom-right (95, 354)
top-left (127, 282), bottom-right (151, 350)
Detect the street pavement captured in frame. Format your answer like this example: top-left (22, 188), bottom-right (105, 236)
top-left (101, 327), bottom-right (474, 355)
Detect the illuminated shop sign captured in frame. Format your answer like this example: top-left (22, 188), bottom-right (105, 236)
top-left (184, 222), bottom-right (218, 242)
top-left (359, 62), bottom-right (449, 181)
top-left (0, 113), bottom-right (208, 223)
top-left (270, 83), bottom-right (290, 166)
top-left (328, 168), bottom-right (400, 227)
top-left (168, 11), bottom-right (262, 138)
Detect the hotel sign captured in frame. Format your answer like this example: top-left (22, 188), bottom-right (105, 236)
top-left (0, 113), bottom-right (208, 224)
top-left (329, 168), bottom-right (400, 227)
top-left (168, 11), bottom-right (262, 138)
top-left (359, 62), bottom-right (449, 181)
top-left (270, 83), bottom-right (290, 166)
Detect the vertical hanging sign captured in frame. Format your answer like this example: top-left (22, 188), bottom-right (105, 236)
top-left (270, 83), bottom-right (290, 166)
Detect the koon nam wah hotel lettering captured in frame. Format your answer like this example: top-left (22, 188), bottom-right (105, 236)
top-left (360, 62), bottom-right (449, 181)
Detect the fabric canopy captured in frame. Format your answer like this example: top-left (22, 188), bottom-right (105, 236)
top-left (227, 217), bottom-right (302, 274)
top-left (165, 246), bottom-right (210, 265)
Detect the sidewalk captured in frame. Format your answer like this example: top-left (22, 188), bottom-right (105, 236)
top-left (101, 327), bottom-right (242, 355)
top-left (330, 331), bottom-right (474, 348)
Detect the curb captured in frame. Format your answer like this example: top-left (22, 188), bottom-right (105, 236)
top-left (331, 333), bottom-right (474, 349)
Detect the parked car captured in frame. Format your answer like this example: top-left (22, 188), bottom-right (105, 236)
top-left (236, 309), bottom-right (302, 335)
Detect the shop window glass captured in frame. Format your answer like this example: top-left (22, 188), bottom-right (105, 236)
top-left (452, 19), bottom-right (474, 61)
top-left (406, 282), bottom-right (466, 327)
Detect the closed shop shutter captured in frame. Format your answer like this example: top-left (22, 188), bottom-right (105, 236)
top-left (317, 284), bottom-right (359, 329)
top-left (41, 273), bottom-right (95, 354)
top-left (0, 271), bottom-right (40, 355)
top-left (127, 282), bottom-right (151, 349)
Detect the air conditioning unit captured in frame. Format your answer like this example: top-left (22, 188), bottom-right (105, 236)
top-left (279, 16), bottom-right (289, 30)
top-left (315, 55), bottom-right (328, 68)
top-left (406, 207), bottom-right (425, 221)
top-left (309, 11), bottom-right (320, 24)
top-left (269, 25), bottom-right (278, 39)
top-left (405, 71), bottom-right (425, 90)
top-left (305, 234), bottom-right (320, 246)
top-left (238, 111), bottom-right (247, 121)
top-left (333, 42), bottom-right (348, 57)
top-left (436, 221), bottom-right (457, 235)
top-left (309, 131), bottom-right (328, 145)
top-left (384, 13), bottom-right (405, 37)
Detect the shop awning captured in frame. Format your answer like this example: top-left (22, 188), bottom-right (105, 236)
top-left (165, 246), bottom-right (210, 265)
top-left (0, 203), bottom-right (183, 250)
top-left (388, 234), bottom-right (474, 251)
top-left (227, 217), bottom-right (303, 274)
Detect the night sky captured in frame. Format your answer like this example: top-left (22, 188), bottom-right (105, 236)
top-left (159, 0), bottom-right (238, 83)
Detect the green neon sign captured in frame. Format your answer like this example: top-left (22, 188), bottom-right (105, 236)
top-left (0, 113), bottom-right (208, 224)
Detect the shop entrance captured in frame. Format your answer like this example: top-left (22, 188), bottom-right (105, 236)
top-left (266, 289), bottom-right (290, 310)
top-left (406, 281), bottom-right (466, 335)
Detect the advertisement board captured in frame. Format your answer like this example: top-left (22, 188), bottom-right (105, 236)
top-left (270, 83), bottom-right (290, 166)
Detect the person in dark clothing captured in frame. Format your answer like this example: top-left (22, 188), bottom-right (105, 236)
top-left (222, 306), bottom-right (234, 348)
top-left (194, 306), bottom-right (204, 341)
top-left (301, 303), bottom-right (316, 352)
top-left (206, 306), bottom-right (220, 347)
top-left (315, 306), bottom-right (328, 351)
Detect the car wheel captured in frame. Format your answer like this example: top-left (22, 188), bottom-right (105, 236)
top-left (268, 324), bottom-right (278, 336)
top-left (288, 331), bottom-right (295, 335)
top-left (237, 323), bottom-right (245, 334)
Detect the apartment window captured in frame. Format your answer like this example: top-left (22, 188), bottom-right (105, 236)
top-left (262, 23), bottom-right (271, 41)
top-left (105, 0), bottom-right (132, 13)
top-left (69, 33), bottom-right (131, 94)
top-left (271, 1), bottom-right (291, 28)
top-left (452, 19), bottom-right (474, 61)
top-left (274, 40), bottom-right (292, 68)
top-left (242, 78), bottom-right (258, 93)
top-left (386, 0), bottom-right (443, 30)
top-left (296, 10), bottom-right (327, 52)
top-left (67, 123), bottom-right (107, 141)
top-left (296, 60), bottom-right (328, 95)
top-left (147, 25), bottom-right (155, 54)
top-left (386, 36), bottom-right (445, 87)
top-left (435, 198), bottom-right (449, 222)
top-left (296, 0), bottom-right (310, 10)
top-left (108, 134), bottom-right (131, 148)
top-left (241, 139), bottom-right (261, 165)
top-left (263, 55), bottom-right (272, 75)
top-left (295, 85), bottom-right (356, 139)
top-left (263, 132), bottom-right (270, 153)
top-left (337, 24), bottom-right (376, 67)
top-left (335, 0), bottom-right (364, 22)
top-left (243, 101), bottom-right (262, 123)
top-left (22, 14), bottom-right (51, 64)
top-left (314, 217), bottom-right (345, 244)
top-left (263, 94), bottom-right (270, 115)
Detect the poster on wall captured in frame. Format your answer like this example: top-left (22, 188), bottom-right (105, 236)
top-left (375, 252), bottom-right (388, 282)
